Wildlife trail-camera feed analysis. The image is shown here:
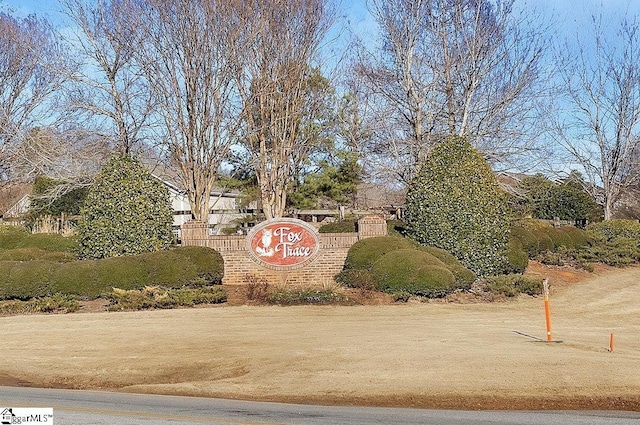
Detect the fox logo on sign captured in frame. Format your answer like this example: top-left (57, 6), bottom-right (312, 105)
top-left (247, 218), bottom-right (320, 270)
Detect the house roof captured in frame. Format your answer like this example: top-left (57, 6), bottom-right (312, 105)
top-left (0, 183), bottom-right (32, 217)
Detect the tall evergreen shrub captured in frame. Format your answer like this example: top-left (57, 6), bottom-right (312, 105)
top-left (77, 155), bottom-right (173, 259)
top-left (405, 136), bottom-right (510, 276)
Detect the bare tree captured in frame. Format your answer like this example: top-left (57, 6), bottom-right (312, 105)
top-left (132, 0), bottom-right (244, 221)
top-left (555, 13), bottom-right (640, 220)
top-left (354, 0), bottom-right (550, 183)
top-left (60, 0), bottom-right (154, 155)
top-left (8, 126), bottom-right (111, 204)
top-left (235, 0), bottom-right (336, 219)
top-left (9, 126), bottom-right (111, 180)
top-left (0, 11), bottom-right (67, 182)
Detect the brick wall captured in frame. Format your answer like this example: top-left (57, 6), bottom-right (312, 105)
top-left (181, 216), bottom-right (386, 286)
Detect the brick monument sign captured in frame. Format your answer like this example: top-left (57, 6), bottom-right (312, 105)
top-left (181, 215), bottom-right (387, 286)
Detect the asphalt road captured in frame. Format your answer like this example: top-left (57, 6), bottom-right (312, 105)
top-left (1, 386), bottom-right (640, 425)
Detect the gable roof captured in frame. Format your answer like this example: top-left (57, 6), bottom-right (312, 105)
top-left (0, 183), bottom-right (32, 217)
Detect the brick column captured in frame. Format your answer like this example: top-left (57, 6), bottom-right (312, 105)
top-left (358, 215), bottom-right (387, 239)
top-left (181, 220), bottom-right (209, 247)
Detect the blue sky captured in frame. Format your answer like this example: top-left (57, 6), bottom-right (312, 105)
top-left (3, 0), bottom-right (640, 48)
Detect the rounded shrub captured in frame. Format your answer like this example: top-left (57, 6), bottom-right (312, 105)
top-left (545, 226), bottom-right (588, 250)
top-left (517, 219), bottom-right (554, 253)
top-left (416, 246), bottom-right (476, 289)
top-left (485, 274), bottom-right (543, 297)
top-left (335, 269), bottom-right (378, 290)
top-left (405, 136), bottom-right (510, 277)
top-left (542, 227), bottom-right (575, 251)
top-left (505, 239), bottom-right (529, 274)
top-left (509, 226), bottom-right (539, 257)
top-left (561, 226), bottom-right (589, 248)
top-left (77, 155), bottom-right (173, 259)
top-left (343, 236), bottom-right (415, 270)
top-left (535, 232), bottom-right (554, 253)
top-left (371, 249), bottom-right (455, 297)
top-left (1, 260), bottom-right (56, 300)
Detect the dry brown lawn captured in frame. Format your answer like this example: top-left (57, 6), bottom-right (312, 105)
top-left (1, 263), bottom-right (639, 410)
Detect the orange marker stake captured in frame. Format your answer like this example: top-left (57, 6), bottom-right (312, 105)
top-left (543, 278), bottom-right (552, 342)
top-left (609, 333), bottom-right (615, 353)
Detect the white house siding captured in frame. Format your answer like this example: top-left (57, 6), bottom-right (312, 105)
top-left (165, 185), bottom-right (255, 236)
top-left (2, 195), bottom-right (31, 220)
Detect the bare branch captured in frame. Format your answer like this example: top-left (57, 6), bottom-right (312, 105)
top-left (554, 11), bottom-right (640, 219)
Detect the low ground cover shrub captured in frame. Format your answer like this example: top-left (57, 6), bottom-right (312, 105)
top-left (577, 236), bottom-right (640, 267)
top-left (266, 288), bottom-right (349, 305)
top-left (510, 220), bottom-right (590, 266)
top-left (0, 294), bottom-right (80, 315)
top-left (484, 275), bottom-right (543, 297)
top-left (509, 219), bottom-right (640, 268)
top-left (106, 285), bottom-right (227, 311)
top-left (334, 269), bottom-right (378, 291)
top-left (587, 219), bottom-right (640, 242)
top-left (0, 246), bottom-right (223, 300)
top-left (570, 220), bottom-right (640, 267)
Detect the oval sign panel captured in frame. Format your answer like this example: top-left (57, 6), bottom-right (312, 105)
top-left (247, 218), bottom-right (320, 270)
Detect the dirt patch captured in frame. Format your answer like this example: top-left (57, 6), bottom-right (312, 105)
top-left (1, 264), bottom-right (639, 411)
top-left (524, 260), bottom-right (615, 286)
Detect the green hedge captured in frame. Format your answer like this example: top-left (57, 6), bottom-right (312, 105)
top-left (510, 221), bottom-right (588, 257)
top-left (318, 220), bottom-right (357, 233)
top-left (0, 248), bottom-right (76, 262)
top-left (0, 228), bottom-right (77, 253)
top-left (0, 246), bottom-right (223, 300)
top-left (335, 269), bottom-right (378, 290)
